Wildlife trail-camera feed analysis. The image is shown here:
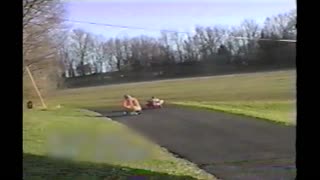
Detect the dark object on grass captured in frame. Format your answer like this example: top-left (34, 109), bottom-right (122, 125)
top-left (27, 101), bottom-right (33, 109)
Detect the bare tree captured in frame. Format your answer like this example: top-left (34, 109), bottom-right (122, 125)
top-left (258, 11), bottom-right (296, 66)
top-left (240, 19), bottom-right (260, 56)
top-left (23, 0), bottom-right (65, 66)
top-left (70, 29), bottom-right (95, 76)
top-left (182, 33), bottom-right (201, 62)
top-left (103, 39), bottom-right (117, 71)
top-left (114, 38), bottom-right (125, 71)
top-left (58, 41), bottom-right (74, 78)
top-left (89, 35), bottom-right (106, 74)
top-left (263, 11), bottom-right (296, 40)
top-left (194, 26), bottom-right (209, 60)
top-left (23, 0), bottom-right (67, 97)
top-left (170, 32), bottom-right (185, 63)
top-left (159, 31), bottom-right (175, 63)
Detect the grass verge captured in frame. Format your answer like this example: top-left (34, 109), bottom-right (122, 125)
top-left (23, 108), bottom-right (214, 180)
top-left (172, 100), bottom-right (296, 126)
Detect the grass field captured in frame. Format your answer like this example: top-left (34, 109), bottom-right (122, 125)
top-left (49, 70), bottom-right (296, 125)
top-left (23, 108), bottom-right (214, 179)
top-left (50, 70), bottom-right (295, 106)
top-left (24, 69), bottom-right (296, 179)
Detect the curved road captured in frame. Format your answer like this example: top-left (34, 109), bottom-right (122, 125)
top-left (93, 107), bottom-right (296, 180)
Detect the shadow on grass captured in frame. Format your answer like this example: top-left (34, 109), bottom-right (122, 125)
top-left (23, 153), bottom-right (196, 180)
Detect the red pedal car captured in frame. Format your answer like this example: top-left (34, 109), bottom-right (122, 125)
top-left (145, 98), bottom-right (164, 109)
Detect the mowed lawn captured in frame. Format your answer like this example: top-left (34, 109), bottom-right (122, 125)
top-left (49, 70), bottom-right (296, 124)
top-left (24, 70), bottom-right (295, 179)
top-left (23, 108), bottom-right (214, 179)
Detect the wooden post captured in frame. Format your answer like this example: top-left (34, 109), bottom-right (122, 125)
top-left (25, 66), bottom-right (47, 109)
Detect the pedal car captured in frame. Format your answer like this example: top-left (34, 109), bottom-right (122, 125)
top-left (146, 99), bottom-right (164, 109)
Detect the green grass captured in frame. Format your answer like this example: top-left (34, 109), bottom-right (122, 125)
top-left (23, 108), bottom-right (214, 179)
top-left (24, 153), bottom-right (200, 180)
top-left (47, 70), bottom-right (295, 109)
top-left (24, 70), bottom-right (296, 179)
top-left (172, 100), bottom-right (296, 125)
top-left (46, 70), bottom-right (296, 126)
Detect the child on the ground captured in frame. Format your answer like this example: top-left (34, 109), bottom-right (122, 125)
top-left (122, 95), bottom-right (142, 115)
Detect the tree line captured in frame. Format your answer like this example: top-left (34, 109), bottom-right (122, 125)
top-left (60, 9), bottom-right (296, 82)
top-left (22, 1), bottom-right (296, 93)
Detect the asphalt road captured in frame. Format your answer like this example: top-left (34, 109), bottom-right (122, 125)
top-left (93, 107), bottom-right (296, 180)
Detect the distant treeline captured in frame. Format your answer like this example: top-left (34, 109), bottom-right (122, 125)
top-left (59, 10), bottom-right (296, 88)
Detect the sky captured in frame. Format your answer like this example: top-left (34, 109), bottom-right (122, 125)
top-left (65, 0), bottom-right (296, 38)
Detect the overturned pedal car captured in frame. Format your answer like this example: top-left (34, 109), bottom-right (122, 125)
top-left (145, 99), bottom-right (164, 109)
